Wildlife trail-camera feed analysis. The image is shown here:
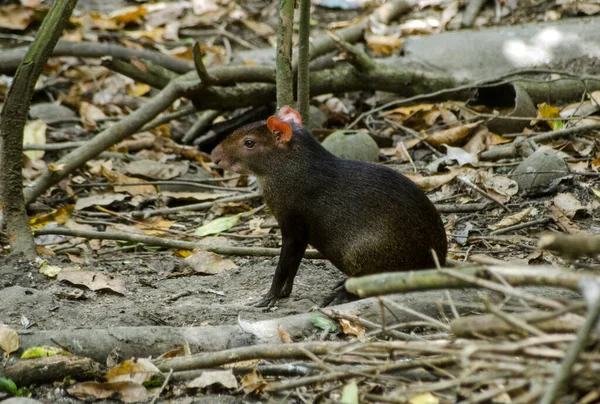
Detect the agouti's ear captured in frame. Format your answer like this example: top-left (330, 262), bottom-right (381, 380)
top-left (267, 116), bottom-right (292, 145)
top-left (277, 106), bottom-right (302, 126)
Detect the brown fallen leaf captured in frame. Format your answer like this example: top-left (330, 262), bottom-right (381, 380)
top-left (339, 318), bottom-right (366, 339)
top-left (366, 34), bottom-right (402, 55)
top-left (278, 326), bottom-right (293, 343)
top-left (74, 192), bottom-right (129, 211)
top-left (0, 4), bottom-right (35, 30)
top-left (425, 121), bottom-right (482, 147)
top-left (105, 358), bottom-right (160, 384)
top-left (79, 101), bottom-right (106, 131)
top-left (67, 381), bottom-right (148, 403)
top-left (550, 205), bottom-right (580, 234)
top-left (241, 370), bottom-right (267, 394)
top-left (553, 192), bottom-right (585, 219)
top-left (184, 250), bottom-right (238, 275)
top-left (488, 207), bottom-right (533, 230)
top-left (404, 172), bottom-right (457, 191)
top-left (58, 271), bottom-right (126, 294)
top-left (101, 168), bottom-right (157, 197)
top-left (187, 369), bottom-right (238, 389)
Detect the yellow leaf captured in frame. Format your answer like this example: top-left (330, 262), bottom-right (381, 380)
top-left (538, 102), bottom-right (563, 130)
top-left (21, 346), bottom-right (70, 358)
top-left (127, 82), bottom-right (151, 97)
top-left (409, 392), bottom-right (439, 404)
top-left (30, 205), bottom-right (73, 229)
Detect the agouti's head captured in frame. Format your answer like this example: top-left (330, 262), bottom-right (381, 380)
top-left (211, 106), bottom-right (303, 175)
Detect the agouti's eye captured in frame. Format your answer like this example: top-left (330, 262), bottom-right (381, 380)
top-left (244, 139), bottom-right (255, 149)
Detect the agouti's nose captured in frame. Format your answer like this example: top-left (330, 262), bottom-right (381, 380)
top-left (211, 146), bottom-right (222, 165)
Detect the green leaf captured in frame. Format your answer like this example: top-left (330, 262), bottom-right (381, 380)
top-left (194, 214), bottom-right (241, 237)
top-left (310, 315), bottom-right (339, 332)
top-left (0, 378), bottom-right (18, 395)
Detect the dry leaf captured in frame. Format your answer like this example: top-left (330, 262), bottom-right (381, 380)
top-left (440, 1), bottom-right (459, 28)
top-left (278, 326), bottom-right (293, 343)
top-left (0, 326), bottom-right (19, 355)
top-left (550, 205), bottom-right (580, 234)
top-left (125, 159), bottom-right (189, 180)
top-left (67, 381), bottom-right (148, 403)
top-left (74, 192), bottom-right (128, 210)
top-left (79, 101), bottom-right (106, 130)
top-left (241, 20), bottom-right (275, 36)
top-left (404, 172), bottom-right (457, 191)
top-left (241, 370), bottom-right (266, 394)
top-left (425, 121), bottom-right (481, 146)
top-left (481, 173), bottom-right (519, 197)
top-left (553, 192), bottom-right (585, 218)
top-left (105, 358), bottom-right (160, 384)
top-left (0, 4), bottom-right (35, 30)
top-left (185, 250), bottom-right (238, 274)
top-left (339, 318), bottom-right (366, 339)
top-left (23, 120), bottom-right (46, 161)
top-left (443, 145), bottom-right (478, 166)
top-left (102, 169), bottom-right (157, 197)
top-left (366, 34), bottom-right (402, 55)
top-left (488, 207), bottom-right (533, 230)
top-left (58, 270), bottom-right (126, 294)
top-left (187, 369), bottom-right (238, 389)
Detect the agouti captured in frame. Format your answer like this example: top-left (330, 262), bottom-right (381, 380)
top-left (211, 106), bottom-right (447, 307)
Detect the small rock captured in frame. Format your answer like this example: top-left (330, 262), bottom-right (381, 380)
top-left (2, 398), bottom-right (44, 404)
top-left (309, 106), bottom-right (328, 129)
top-left (321, 131), bottom-right (379, 162)
top-left (511, 147), bottom-right (570, 195)
top-left (29, 103), bottom-right (76, 122)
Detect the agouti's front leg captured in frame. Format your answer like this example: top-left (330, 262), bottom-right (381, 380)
top-left (253, 219), bottom-right (308, 308)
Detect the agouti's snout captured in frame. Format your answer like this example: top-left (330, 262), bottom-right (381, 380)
top-left (210, 145), bottom-right (224, 168)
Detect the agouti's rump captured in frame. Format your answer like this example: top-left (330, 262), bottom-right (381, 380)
top-left (211, 106), bottom-right (447, 307)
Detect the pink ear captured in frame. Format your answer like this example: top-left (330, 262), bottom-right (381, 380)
top-left (267, 116), bottom-right (292, 145)
top-left (277, 106), bottom-right (302, 126)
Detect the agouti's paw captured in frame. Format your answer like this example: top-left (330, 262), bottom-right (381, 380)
top-left (320, 289), bottom-right (359, 307)
top-left (251, 292), bottom-right (279, 308)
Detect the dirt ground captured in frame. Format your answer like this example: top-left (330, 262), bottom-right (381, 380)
top-left (0, 250), bottom-right (346, 331)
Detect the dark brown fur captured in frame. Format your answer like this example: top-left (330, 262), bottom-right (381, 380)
top-left (212, 119), bottom-right (447, 307)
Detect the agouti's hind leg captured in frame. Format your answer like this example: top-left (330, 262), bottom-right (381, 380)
top-left (320, 279), bottom-right (359, 307)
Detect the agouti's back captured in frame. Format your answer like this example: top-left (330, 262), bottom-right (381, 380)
top-left (261, 149), bottom-right (447, 276)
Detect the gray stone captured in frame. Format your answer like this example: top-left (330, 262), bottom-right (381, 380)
top-left (511, 147), bottom-right (570, 195)
top-left (321, 131), bottom-right (379, 162)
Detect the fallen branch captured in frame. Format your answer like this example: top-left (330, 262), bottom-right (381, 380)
top-left (538, 232), bottom-right (600, 259)
top-left (450, 309), bottom-right (585, 337)
top-left (11, 287), bottom-right (509, 364)
top-left (345, 265), bottom-right (589, 300)
top-left (33, 227), bottom-right (323, 258)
